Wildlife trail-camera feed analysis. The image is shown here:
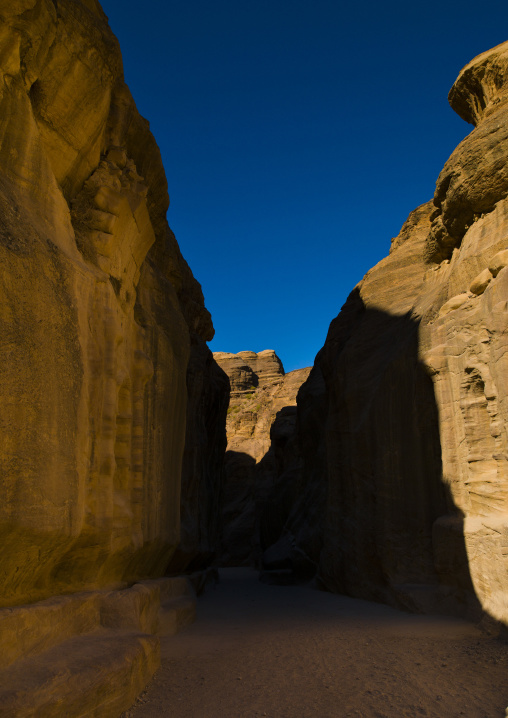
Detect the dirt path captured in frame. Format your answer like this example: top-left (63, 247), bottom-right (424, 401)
top-left (123, 568), bottom-right (508, 718)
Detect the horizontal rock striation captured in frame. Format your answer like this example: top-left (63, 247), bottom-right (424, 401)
top-left (213, 349), bottom-right (285, 394)
top-left (296, 40), bottom-right (508, 627)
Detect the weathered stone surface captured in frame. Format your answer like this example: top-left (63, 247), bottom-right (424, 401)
top-left (213, 349), bottom-right (285, 394)
top-left (0, 0), bottom-right (225, 615)
top-left (469, 268), bottom-right (492, 296)
top-left (296, 42), bottom-right (508, 627)
top-left (213, 351), bottom-right (310, 567)
top-left (389, 200), bottom-right (434, 254)
top-left (489, 248), bottom-right (508, 277)
top-left (428, 41), bottom-right (508, 263)
top-left (438, 292), bottom-right (471, 316)
top-left (0, 632), bottom-right (160, 718)
top-left (0, 577), bottom-right (196, 717)
top-left (167, 336), bottom-right (229, 574)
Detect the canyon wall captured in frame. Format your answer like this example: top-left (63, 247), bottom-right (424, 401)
top-left (296, 41), bottom-right (508, 627)
top-left (0, 0), bottom-right (226, 609)
top-left (213, 350), bottom-right (310, 568)
top-left (167, 336), bottom-right (230, 575)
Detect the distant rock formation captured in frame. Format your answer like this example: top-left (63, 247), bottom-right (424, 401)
top-left (0, 0), bottom-right (227, 712)
top-left (294, 40), bottom-right (508, 628)
top-left (213, 351), bottom-right (311, 567)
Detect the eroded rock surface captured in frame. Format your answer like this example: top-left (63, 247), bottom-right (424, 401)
top-left (0, 575), bottom-right (197, 717)
top-left (167, 337), bottom-right (230, 574)
top-left (0, 0), bottom-right (226, 608)
top-left (213, 351), bottom-right (311, 567)
top-left (296, 40), bottom-right (508, 627)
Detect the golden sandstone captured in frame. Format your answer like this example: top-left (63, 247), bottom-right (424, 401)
top-left (1, 1), bottom-right (508, 715)
top-left (0, 1), bottom-right (225, 713)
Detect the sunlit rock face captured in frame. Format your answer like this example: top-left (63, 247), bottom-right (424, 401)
top-left (0, 0), bottom-right (225, 607)
top-left (213, 350), bottom-right (311, 567)
top-left (298, 41), bottom-right (508, 626)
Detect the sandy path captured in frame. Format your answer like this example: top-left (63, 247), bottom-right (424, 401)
top-left (123, 568), bottom-right (508, 718)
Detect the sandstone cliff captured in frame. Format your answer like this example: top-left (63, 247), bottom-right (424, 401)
top-left (167, 335), bottom-right (230, 574)
top-left (295, 41), bottom-right (508, 628)
top-left (0, 2), bottom-right (227, 710)
top-left (0, 0), bottom-right (229, 716)
top-left (213, 350), bottom-right (310, 567)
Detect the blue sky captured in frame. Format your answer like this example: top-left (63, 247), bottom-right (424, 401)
top-left (99, 1), bottom-right (508, 372)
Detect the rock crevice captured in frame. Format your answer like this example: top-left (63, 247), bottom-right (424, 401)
top-left (213, 350), bottom-right (311, 568)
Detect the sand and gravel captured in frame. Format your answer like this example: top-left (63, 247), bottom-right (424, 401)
top-left (123, 568), bottom-right (508, 718)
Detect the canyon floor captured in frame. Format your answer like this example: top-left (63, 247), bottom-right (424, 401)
top-left (123, 568), bottom-right (508, 718)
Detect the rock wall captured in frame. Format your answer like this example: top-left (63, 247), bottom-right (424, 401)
top-left (213, 350), bottom-right (310, 567)
top-left (167, 335), bottom-right (230, 574)
top-left (0, 0), bottom-right (226, 609)
top-left (297, 41), bottom-right (508, 626)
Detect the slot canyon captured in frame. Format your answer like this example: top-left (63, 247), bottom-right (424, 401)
top-left (0, 1), bottom-right (507, 716)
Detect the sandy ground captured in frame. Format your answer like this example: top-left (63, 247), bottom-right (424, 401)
top-left (123, 568), bottom-right (508, 718)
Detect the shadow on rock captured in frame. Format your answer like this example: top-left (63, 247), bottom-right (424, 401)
top-left (295, 287), bottom-right (485, 623)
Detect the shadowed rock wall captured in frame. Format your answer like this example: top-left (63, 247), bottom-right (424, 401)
top-left (0, 0), bottom-right (226, 608)
top-left (167, 335), bottom-right (230, 574)
top-left (213, 350), bottom-right (311, 567)
top-left (297, 41), bottom-right (508, 626)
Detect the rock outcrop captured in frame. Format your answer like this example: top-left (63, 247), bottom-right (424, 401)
top-left (0, 0), bottom-right (227, 712)
top-left (295, 40), bottom-right (508, 628)
top-left (213, 350), bottom-right (311, 567)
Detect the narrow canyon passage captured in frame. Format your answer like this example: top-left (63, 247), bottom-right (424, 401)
top-left (123, 569), bottom-right (508, 718)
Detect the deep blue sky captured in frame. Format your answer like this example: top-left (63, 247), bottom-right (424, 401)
top-left (99, 0), bottom-right (508, 372)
